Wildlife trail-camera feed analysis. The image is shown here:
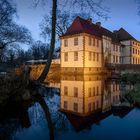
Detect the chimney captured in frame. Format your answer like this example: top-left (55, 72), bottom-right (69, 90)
top-left (96, 22), bottom-right (101, 27)
top-left (87, 18), bottom-right (92, 24)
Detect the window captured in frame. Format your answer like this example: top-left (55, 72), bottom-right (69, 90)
top-left (74, 52), bottom-right (78, 61)
top-left (120, 56), bottom-right (121, 63)
top-left (133, 57), bottom-right (134, 64)
top-left (133, 48), bottom-right (135, 54)
top-left (96, 53), bottom-right (99, 61)
top-left (93, 52), bottom-right (95, 61)
top-left (113, 55), bottom-right (115, 63)
top-left (116, 84), bottom-right (117, 91)
top-left (73, 103), bottom-right (78, 112)
top-left (97, 39), bottom-right (99, 47)
top-left (64, 86), bottom-right (68, 95)
top-left (96, 100), bottom-right (99, 109)
top-left (88, 103), bottom-right (91, 112)
top-left (93, 37), bottom-right (95, 46)
top-left (89, 52), bottom-right (92, 61)
top-left (64, 101), bottom-right (68, 109)
top-left (116, 56), bottom-right (118, 63)
top-left (89, 37), bottom-right (92, 46)
top-left (116, 45), bottom-right (118, 52)
top-left (96, 86), bottom-right (99, 96)
top-left (88, 88), bottom-right (91, 97)
top-left (93, 87), bottom-right (95, 96)
top-left (113, 83), bottom-right (115, 91)
top-left (64, 52), bottom-right (68, 61)
top-left (74, 38), bottom-right (78, 46)
top-left (64, 39), bottom-right (68, 47)
top-left (119, 46), bottom-right (121, 52)
top-left (74, 87), bottom-right (78, 97)
top-left (93, 102), bottom-right (95, 110)
top-left (113, 44), bottom-right (115, 51)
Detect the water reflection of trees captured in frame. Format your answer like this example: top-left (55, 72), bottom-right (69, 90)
top-left (0, 86), bottom-right (71, 140)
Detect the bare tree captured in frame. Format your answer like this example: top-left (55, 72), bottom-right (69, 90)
top-left (33, 0), bottom-right (109, 82)
top-left (0, 0), bottom-right (32, 50)
top-left (29, 40), bottom-right (50, 60)
top-left (40, 11), bottom-right (92, 40)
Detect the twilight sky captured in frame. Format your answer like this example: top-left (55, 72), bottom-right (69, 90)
top-left (13, 0), bottom-right (140, 44)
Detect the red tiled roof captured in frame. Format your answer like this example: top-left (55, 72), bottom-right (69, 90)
top-left (62, 16), bottom-right (119, 43)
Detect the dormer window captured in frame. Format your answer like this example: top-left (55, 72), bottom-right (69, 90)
top-left (74, 38), bottom-right (78, 46)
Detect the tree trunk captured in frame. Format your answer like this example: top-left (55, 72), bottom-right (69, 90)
top-left (35, 94), bottom-right (54, 140)
top-left (37, 0), bottom-right (57, 82)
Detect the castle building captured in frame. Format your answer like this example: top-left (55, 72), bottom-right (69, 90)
top-left (60, 16), bottom-right (140, 74)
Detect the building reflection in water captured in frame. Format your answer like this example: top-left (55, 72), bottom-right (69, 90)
top-left (60, 75), bottom-right (120, 116)
top-left (59, 75), bottom-right (131, 131)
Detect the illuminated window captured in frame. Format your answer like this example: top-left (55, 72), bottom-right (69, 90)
top-left (74, 87), bottom-right (78, 97)
top-left (74, 38), bottom-right (78, 46)
top-left (64, 52), bottom-right (68, 61)
top-left (74, 52), bottom-right (78, 61)
top-left (64, 86), bottom-right (68, 95)
top-left (64, 39), bottom-right (68, 47)
top-left (73, 103), bottom-right (78, 112)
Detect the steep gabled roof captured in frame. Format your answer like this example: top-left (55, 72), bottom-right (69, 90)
top-left (117, 28), bottom-right (135, 41)
top-left (63, 16), bottom-right (101, 37)
top-left (62, 16), bottom-right (119, 43)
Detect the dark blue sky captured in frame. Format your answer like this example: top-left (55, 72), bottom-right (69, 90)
top-left (13, 0), bottom-right (140, 43)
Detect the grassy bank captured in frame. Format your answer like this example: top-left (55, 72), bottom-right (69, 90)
top-left (0, 73), bottom-right (33, 106)
top-left (121, 72), bottom-right (140, 107)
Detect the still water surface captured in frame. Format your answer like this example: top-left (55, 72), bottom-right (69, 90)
top-left (0, 75), bottom-right (140, 140)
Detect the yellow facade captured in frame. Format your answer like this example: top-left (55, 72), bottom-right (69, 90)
top-left (131, 40), bottom-right (140, 64)
top-left (60, 75), bottom-right (120, 116)
top-left (60, 33), bottom-right (106, 74)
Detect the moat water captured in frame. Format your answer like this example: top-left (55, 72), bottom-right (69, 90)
top-left (0, 75), bottom-right (140, 140)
